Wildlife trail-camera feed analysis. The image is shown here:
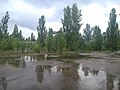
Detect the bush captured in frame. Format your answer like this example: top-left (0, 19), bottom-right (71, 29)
top-left (33, 43), bottom-right (41, 53)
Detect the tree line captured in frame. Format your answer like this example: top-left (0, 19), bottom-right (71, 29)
top-left (0, 3), bottom-right (119, 54)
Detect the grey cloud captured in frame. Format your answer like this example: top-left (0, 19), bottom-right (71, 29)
top-left (0, 0), bottom-right (120, 32)
top-left (0, 0), bottom-right (9, 3)
top-left (10, 11), bottom-right (40, 30)
top-left (24, 0), bottom-right (120, 8)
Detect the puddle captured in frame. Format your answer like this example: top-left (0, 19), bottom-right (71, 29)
top-left (0, 56), bottom-right (120, 90)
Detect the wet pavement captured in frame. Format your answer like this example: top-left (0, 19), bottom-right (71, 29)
top-left (0, 55), bottom-right (120, 90)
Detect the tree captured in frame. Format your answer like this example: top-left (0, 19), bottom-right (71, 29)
top-left (33, 42), bottom-right (41, 53)
top-left (46, 28), bottom-right (54, 52)
top-left (54, 29), bottom-right (66, 53)
top-left (37, 15), bottom-right (47, 49)
top-left (12, 24), bottom-right (19, 38)
top-left (12, 25), bottom-right (24, 41)
top-left (83, 24), bottom-right (92, 42)
top-left (71, 3), bottom-right (82, 32)
top-left (62, 3), bottom-right (82, 51)
top-left (18, 30), bottom-right (23, 41)
top-left (12, 38), bottom-right (20, 53)
top-left (70, 3), bottom-right (82, 51)
top-left (31, 32), bottom-right (35, 41)
top-left (102, 32), bottom-right (107, 50)
top-left (1, 38), bottom-right (12, 51)
top-left (83, 24), bottom-right (92, 50)
top-left (0, 23), bottom-right (3, 41)
top-left (20, 41), bottom-right (26, 53)
top-left (106, 8), bottom-right (119, 51)
top-left (0, 12), bottom-right (10, 52)
top-left (92, 26), bottom-right (102, 51)
top-left (62, 5), bottom-right (72, 50)
top-left (1, 11), bottom-right (9, 39)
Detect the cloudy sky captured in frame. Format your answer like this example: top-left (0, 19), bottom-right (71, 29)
top-left (0, 0), bottom-right (120, 38)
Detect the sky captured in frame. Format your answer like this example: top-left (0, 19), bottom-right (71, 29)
top-left (0, 0), bottom-right (120, 38)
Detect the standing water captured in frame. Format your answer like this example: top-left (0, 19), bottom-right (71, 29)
top-left (0, 56), bottom-right (120, 90)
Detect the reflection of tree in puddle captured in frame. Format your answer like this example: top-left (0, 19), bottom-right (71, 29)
top-left (91, 69), bottom-right (99, 75)
top-left (81, 67), bottom-right (120, 90)
top-left (35, 65), bottom-right (44, 83)
top-left (0, 58), bottom-right (26, 68)
top-left (106, 73), bottom-right (116, 90)
top-left (0, 77), bottom-right (7, 90)
top-left (35, 63), bottom-right (80, 90)
top-left (61, 64), bottom-right (80, 90)
top-left (35, 65), bottom-right (53, 83)
top-left (82, 67), bottom-right (99, 76)
top-left (82, 67), bottom-right (90, 76)
top-left (118, 79), bottom-right (120, 90)
top-left (61, 64), bottom-right (80, 82)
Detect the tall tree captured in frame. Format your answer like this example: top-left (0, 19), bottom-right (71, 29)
top-left (70, 3), bottom-right (82, 51)
top-left (0, 23), bottom-right (2, 41)
top-left (12, 24), bottom-right (19, 38)
top-left (106, 8), bottom-right (119, 51)
top-left (83, 24), bottom-right (92, 50)
top-left (31, 32), bottom-right (35, 41)
top-left (54, 29), bottom-right (66, 53)
top-left (92, 26), bottom-right (102, 51)
top-left (11, 38), bottom-right (20, 53)
top-left (18, 30), bottom-right (23, 41)
top-left (62, 3), bottom-right (82, 51)
top-left (102, 32), bottom-right (107, 50)
top-left (62, 5), bottom-right (72, 50)
top-left (0, 11), bottom-right (9, 39)
top-left (71, 3), bottom-right (82, 33)
top-left (83, 24), bottom-right (92, 42)
top-left (46, 28), bottom-right (54, 52)
top-left (0, 12), bottom-right (10, 51)
top-left (37, 15), bottom-right (47, 49)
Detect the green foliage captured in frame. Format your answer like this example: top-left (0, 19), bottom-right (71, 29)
top-left (92, 26), bottom-right (102, 51)
top-left (62, 3), bottom-right (82, 51)
top-left (31, 33), bottom-right (35, 41)
top-left (0, 7), bottom-right (120, 54)
top-left (20, 41), bottom-right (26, 53)
top-left (102, 32), bottom-right (107, 50)
top-left (1, 12), bottom-right (9, 39)
top-left (12, 24), bottom-right (19, 38)
top-left (37, 15), bottom-right (47, 49)
top-left (12, 25), bottom-right (24, 40)
top-left (54, 29), bottom-right (66, 53)
top-left (46, 28), bottom-right (66, 53)
top-left (83, 24), bottom-right (92, 42)
top-left (0, 37), bottom-right (13, 52)
top-left (46, 28), bottom-right (54, 52)
top-left (62, 5), bottom-right (72, 50)
top-left (83, 24), bottom-right (93, 50)
top-left (33, 42), bottom-right (41, 53)
top-left (12, 38), bottom-right (20, 52)
top-left (106, 8), bottom-right (119, 51)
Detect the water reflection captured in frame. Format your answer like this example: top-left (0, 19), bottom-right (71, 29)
top-left (0, 59), bottom-right (26, 68)
top-left (0, 77), bottom-right (8, 90)
top-left (35, 64), bottom-right (80, 90)
top-left (0, 55), bottom-right (59, 68)
top-left (0, 55), bottom-right (41, 68)
top-left (0, 56), bottom-right (120, 90)
top-left (106, 73), bottom-right (116, 90)
top-left (35, 64), bottom-right (120, 90)
top-left (118, 79), bottom-right (120, 90)
top-left (82, 67), bottom-right (99, 76)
